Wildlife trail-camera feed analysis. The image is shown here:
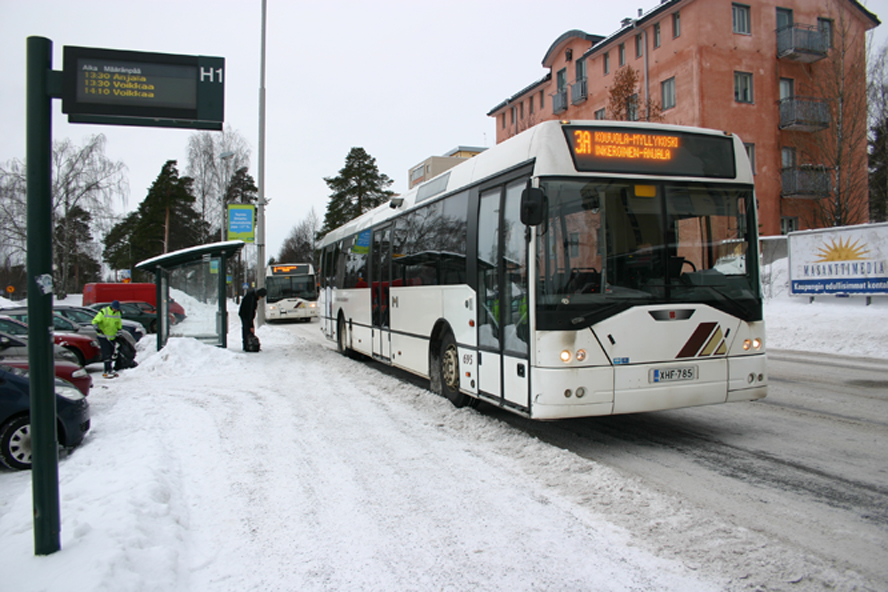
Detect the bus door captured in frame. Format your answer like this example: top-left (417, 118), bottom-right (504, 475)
top-left (371, 224), bottom-right (392, 361)
top-left (476, 180), bottom-right (530, 410)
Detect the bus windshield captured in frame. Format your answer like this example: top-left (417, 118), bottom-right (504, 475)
top-left (535, 178), bottom-right (761, 330)
top-left (265, 274), bottom-right (318, 304)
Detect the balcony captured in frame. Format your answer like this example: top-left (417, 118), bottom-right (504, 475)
top-left (781, 166), bottom-right (831, 199)
top-left (552, 89), bottom-right (568, 114)
top-left (777, 24), bottom-right (828, 62)
top-left (778, 97), bottom-right (830, 132)
top-left (571, 79), bottom-right (588, 105)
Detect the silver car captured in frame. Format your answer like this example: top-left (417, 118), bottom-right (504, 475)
top-left (0, 330), bottom-right (81, 365)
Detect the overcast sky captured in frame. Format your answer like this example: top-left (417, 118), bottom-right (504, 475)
top-left (1, 0), bottom-right (886, 260)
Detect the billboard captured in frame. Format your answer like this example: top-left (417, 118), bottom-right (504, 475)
top-left (228, 204), bottom-right (256, 243)
top-left (788, 223), bottom-right (888, 296)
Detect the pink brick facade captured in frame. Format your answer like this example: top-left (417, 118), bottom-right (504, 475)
top-left (487, 0), bottom-right (879, 236)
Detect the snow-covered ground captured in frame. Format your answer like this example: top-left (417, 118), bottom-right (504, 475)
top-left (0, 258), bottom-right (885, 591)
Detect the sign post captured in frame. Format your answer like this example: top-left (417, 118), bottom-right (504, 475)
top-left (26, 35), bottom-right (61, 556)
top-left (24, 38), bottom-right (224, 556)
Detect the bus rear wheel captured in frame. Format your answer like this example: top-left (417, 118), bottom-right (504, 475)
top-left (437, 332), bottom-right (471, 408)
top-left (337, 316), bottom-right (348, 355)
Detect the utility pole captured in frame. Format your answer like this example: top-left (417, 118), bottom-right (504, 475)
top-left (256, 0), bottom-right (268, 326)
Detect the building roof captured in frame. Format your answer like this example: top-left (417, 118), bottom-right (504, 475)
top-left (541, 29), bottom-right (605, 67)
top-left (486, 73), bottom-right (551, 116)
top-left (443, 146), bottom-right (487, 157)
top-left (487, 0), bottom-right (880, 116)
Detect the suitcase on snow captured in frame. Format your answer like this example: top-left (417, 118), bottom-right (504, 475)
top-left (245, 334), bottom-right (261, 352)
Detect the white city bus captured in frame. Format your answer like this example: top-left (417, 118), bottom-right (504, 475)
top-left (265, 263), bottom-right (318, 322)
top-left (318, 120), bottom-right (766, 419)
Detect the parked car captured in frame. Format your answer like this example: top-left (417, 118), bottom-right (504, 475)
top-left (0, 364), bottom-right (90, 470)
top-left (54, 304), bottom-right (147, 342)
top-left (82, 283), bottom-right (186, 321)
top-left (1, 310), bottom-right (103, 366)
top-left (90, 301), bottom-right (173, 334)
top-left (1, 357), bottom-right (92, 396)
top-left (0, 327), bottom-right (81, 365)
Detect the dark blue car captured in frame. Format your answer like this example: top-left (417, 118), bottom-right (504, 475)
top-left (0, 364), bottom-right (90, 470)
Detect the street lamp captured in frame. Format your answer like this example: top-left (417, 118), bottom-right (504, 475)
top-left (219, 151), bottom-right (235, 241)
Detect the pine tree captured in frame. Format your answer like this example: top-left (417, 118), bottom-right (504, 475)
top-left (103, 160), bottom-right (207, 275)
top-left (320, 147), bottom-right (394, 235)
top-left (225, 166), bottom-right (258, 205)
top-left (53, 205), bottom-right (101, 296)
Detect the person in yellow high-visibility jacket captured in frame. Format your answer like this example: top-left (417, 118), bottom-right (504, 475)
top-left (92, 300), bottom-right (122, 378)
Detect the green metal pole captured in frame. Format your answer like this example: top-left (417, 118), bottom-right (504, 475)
top-left (26, 36), bottom-right (61, 555)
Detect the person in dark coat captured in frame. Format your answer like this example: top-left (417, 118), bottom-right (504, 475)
top-left (238, 287), bottom-right (266, 350)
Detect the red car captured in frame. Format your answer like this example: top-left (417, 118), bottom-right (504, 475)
top-left (1, 357), bottom-right (92, 396)
top-left (0, 315), bottom-right (101, 367)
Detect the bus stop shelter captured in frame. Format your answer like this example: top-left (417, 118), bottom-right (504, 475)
top-left (135, 240), bottom-right (245, 350)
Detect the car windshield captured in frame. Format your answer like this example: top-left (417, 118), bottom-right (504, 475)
top-left (61, 308), bottom-right (95, 324)
top-left (535, 178), bottom-right (761, 330)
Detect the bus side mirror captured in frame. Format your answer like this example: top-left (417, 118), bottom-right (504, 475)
top-left (520, 187), bottom-right (546, 226)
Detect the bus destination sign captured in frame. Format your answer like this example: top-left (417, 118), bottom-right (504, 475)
top-left (62, 46), bottom-right (224, 130)
top-left (271, 264), bottom-right (311, 275)
top-left (563, 126), bottom-right (736, 179)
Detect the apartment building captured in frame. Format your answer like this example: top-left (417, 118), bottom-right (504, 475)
top-left (408, 146), bottom-right (487, 190)
top-left (487, 0), bottom-right (880, 236)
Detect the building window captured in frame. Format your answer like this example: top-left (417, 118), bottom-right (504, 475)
top-left (510, 106), bottom-right (515, 124)
top-left (782, 147), bottom-right (796, 169)
top-left (604, 52), bottom-right (610, 74)
top-left (781, 217), bottom-right (799, 234)
top-left (539, 90), bottom-right (545, 109)
top-left (734, 71), bottom-right (753, 103)
top-left (576, 58), bottom-right (586, 82)
top-left (595, 108), bottom-right (606, 120)
top-left (636, 34), bottom-right (643, 58)
top-left (779, 78), bottom-right (794, 100)
top-left (654, 22), bottom-right (661, 48)
top-left (628, 93), bottom-right (638, 121)
top-left (673, 11), bottom-right (681, 38)
top-left (557, 68), bottom-right (567, 92)
top-left (529, 95), bottom-right (534, 114)
top-left (661, 77), bottom-right (676, 110)
top-left (519, 101), bottom-right (524, 119)
top-left (501, 112), bottom-right (506, 129)
top-left (744, 143), bottom-right (755, 174)
top-left (776, 8), bottom-right (793, 31)
top-left (569, 232), bottom-right (580, 257)
top-left (733, 4), bottom-right (751, 35)
top-left (619, 43), bottom-right (626, 66)
top-left (818, 18), bottom-right (833, 48)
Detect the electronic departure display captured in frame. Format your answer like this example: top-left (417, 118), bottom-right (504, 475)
top-left (563, 126), bottom-right (736, 178)
top-left (62, 46), bottom-right (224, 128)
top-left (270, 264), bottom-right (312, 275)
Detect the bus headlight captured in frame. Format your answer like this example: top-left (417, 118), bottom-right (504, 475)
top-left (560, 349), bottom-right (586, 363)
top-left (743, 339), bottom-right (763, 351)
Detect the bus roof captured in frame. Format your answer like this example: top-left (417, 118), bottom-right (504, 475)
top-left (319, 120), bottom-right (752, 247)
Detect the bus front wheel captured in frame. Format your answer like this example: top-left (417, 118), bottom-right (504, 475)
top-left (437, 332), bottom-right (472, 408)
